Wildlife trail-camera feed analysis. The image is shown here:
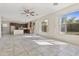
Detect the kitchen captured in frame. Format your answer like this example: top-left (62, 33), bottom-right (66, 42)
top-left (1, 21), bottom-right (35, 35)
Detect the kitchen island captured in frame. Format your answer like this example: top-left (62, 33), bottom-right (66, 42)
top-left (13, 30), bottom-right (24, 35)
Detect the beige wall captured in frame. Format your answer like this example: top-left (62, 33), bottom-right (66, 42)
top-left (35, 4), bottom-right (79, 45)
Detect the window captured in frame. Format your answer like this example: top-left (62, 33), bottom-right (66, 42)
top-left (61, 11), bottom-right (79, 34)
top-left (41, 20), bottom-right (48, 32)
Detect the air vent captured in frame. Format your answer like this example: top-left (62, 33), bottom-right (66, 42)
top-left (53, 3), bottom-right (58, 6)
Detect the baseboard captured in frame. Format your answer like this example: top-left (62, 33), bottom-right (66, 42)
top-left (36, 33), bottom-right (79, 46)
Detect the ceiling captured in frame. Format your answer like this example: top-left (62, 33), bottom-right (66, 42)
top-left (0, 3), bottom-right (74, 23)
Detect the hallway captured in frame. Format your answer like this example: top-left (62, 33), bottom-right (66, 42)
top-left (0, 34), bottom-right (79, 56)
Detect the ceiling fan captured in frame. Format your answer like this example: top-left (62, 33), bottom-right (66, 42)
top-left (21, 8), bottom-right (38, 16)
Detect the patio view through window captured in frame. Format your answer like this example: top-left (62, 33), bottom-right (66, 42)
top-left (61, 11), bottom-right (79, 34)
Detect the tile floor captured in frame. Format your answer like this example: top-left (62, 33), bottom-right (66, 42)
top-left (0, 34), bottom-right (79, 56)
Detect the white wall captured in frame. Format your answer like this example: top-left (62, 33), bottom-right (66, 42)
top-left (35, 4), bottom-right (79, 45)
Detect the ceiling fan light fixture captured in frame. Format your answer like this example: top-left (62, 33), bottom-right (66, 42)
top-left (21, 8), bottom-right (38, 16)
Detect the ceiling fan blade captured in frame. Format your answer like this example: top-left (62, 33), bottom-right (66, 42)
top-left (31, 11), bottom-right (35, 13)
top-left (36, 14), bottom-right (38, 16)
top-left (21, 13), bottom-right (26, 14)
top-left (30, 13), bottom-right (34, 16)
top-left (24, 10), bottom-right (28, 13)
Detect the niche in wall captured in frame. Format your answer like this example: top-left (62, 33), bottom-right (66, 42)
top-left (41, 19), bottom-right (48, 32)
